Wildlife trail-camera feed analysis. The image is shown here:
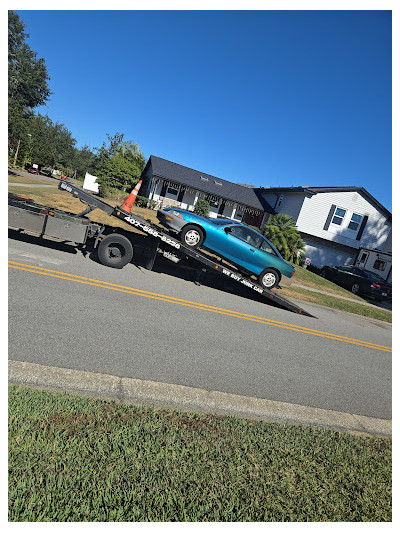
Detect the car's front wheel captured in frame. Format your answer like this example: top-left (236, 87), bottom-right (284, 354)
top-left (180, 225), bottom-right (204, 248)
top-left (258, 268), bottom-right (280, 289)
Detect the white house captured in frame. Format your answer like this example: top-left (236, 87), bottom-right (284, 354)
top-left (258, 186), bottom-right (392, 274)
top-left (139, 156), bottom-right (392, 280)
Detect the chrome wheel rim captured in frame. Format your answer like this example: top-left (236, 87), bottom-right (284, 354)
top-left (262, 272), bottom-right (276, 288)
top-left (185, 230), bottom-right (201, 246)
top-left (351, 284), bottom-right (360, 294)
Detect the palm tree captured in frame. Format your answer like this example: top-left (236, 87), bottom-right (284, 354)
top-left (262, 213), bottom-right (306, 265)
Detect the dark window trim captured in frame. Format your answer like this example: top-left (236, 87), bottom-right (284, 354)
top-left (356, 215), bottom-right (368, 240)
top-left (323, 204), bottom-right (337, 230)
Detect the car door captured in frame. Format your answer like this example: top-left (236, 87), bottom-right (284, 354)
top-left (335, 266), bottom-right (356, 289)
top-left (214, 224), bottom-right (262, 272)
top-left (351, 268), bottom-right (370, 293)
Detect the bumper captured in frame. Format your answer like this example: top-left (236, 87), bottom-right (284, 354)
top-left (369, 287), bottom-right (392, 300)
top-left (156, 209), bottom-right (187, 233)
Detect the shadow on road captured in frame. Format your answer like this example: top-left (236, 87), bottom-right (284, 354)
top-left (8, 229), bottom-right (80, 256)
top-left (8, 228), bottom-right (291, 312)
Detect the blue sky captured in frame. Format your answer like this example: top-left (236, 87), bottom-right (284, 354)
top-left (17, 9), bottom-right (392, 211)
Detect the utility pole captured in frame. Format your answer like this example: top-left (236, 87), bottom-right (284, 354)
top-left (12, 139), bottom-right (20, 168)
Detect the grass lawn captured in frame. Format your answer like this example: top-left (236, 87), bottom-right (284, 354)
top-left (8, 385), bottom-right (392, 522)
top-left (8, 173), bottom-right (392, 323)
top-left (8, 174), bottom-right (56, 186)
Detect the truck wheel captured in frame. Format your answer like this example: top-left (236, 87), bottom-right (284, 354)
top-left (180, 225), bottom-right (204, 248)
top-left (97, 234), bottom-right (133, 269)
top-left (258, 268), bottom-right (280, 289)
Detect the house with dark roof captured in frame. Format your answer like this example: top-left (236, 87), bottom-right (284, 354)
top-left (140, 156), bottom-right (392, 280)
top-left (140, 155), bottom-right (274, 228)
top-left (258, 186), bottom-right (392, 278)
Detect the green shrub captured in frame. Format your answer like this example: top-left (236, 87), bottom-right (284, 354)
top-left (194, 198), bottom-right (210, 218)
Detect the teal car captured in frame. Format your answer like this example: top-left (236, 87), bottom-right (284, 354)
top-left (157, 208), bottom-right (295, 289)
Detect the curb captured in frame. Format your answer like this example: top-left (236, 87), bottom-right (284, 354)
top-left (8, 361), bottom-right (391, 438)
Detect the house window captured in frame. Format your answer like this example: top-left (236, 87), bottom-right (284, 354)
top-left (165, 185), bottom-right (179, 200)
top-left (276, 195), bottom-right (284, 208)
top-left (331, 207), bottom-right (346, 226)
top-left (373, 259), bottom-right (387, 271)
top-left (348, 212), bottom-right (363, 231)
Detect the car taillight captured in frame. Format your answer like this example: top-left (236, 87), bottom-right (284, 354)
top-left (291, 270), bottom-right (295, 277)
top-left (371, 283), bottom-right (381, 288)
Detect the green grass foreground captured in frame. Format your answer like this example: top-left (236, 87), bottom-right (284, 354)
top-left (9, 386), bottom-right (391, 522)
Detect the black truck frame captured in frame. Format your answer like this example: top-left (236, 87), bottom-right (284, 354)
top-left (8, 180), bottom-right (315, 317)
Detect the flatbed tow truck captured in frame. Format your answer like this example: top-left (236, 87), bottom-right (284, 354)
top-left (8, 180), bottom-right (315, 317)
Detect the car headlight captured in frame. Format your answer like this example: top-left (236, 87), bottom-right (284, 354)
top-left (169, 210), bottom-right (183, 218)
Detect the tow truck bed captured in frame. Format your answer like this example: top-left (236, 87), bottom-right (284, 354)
top-left (8, 181), bottom-right (315, 317)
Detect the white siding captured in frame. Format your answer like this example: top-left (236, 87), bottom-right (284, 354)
top-left (274, 194), bottom-right (305, 221)
top-left (302, 239), bottom-right (356, 268)
top-left (296, 191), bottom-right (391, 250)
top-left (382, 227), bottom-right (392, 253)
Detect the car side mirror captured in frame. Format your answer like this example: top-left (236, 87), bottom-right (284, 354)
top-left (224, 227), bottom-right (232, 234)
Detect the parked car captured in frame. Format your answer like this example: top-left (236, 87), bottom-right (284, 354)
top-left (320, 265), bottom-right (392, 301)
top-left (157, 208), bottom-right (295, 289)
top-left (40, 167), bottom-right (52, 177)
top-left (27, 167), bottom-right (38, 174)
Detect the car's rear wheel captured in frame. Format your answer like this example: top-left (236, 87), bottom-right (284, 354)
top-left (351, 282), bottom-right (360, 294)
top-left (258, 268), bottom-right (280, 289)
top-left (180, 225), bottom-right (204, 248)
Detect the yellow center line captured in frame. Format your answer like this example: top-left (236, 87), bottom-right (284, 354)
top-left (8, 260), bottom-right (391, 353)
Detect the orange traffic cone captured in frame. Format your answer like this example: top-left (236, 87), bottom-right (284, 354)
top-left (120, 180), bottom-right (143, 212)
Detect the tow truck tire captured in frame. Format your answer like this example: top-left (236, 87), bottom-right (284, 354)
top-left (258, 268), bottom-right (280, 289)
top-left (97, 233), bottom-right (133, 269)
top-left (180, 225), bottom-right (204, 248)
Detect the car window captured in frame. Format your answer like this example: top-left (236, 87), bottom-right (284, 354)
top-left (229, 226), bottom-right (262, 247)
top-left (259, 238), bottom-right (277, 256)
top-left (212, 219), bottom-right (236, 225)
top-left (352, 268), bottom-right (368, 278)
top-left (363, 270), bottom-right (386, 282)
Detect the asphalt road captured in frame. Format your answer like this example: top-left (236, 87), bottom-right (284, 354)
top-left (8, 229), bottom-right (392, 423)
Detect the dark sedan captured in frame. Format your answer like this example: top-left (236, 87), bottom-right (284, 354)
top-left (320, 265), bottom-right (392, 301)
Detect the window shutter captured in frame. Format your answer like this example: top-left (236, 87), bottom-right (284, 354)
top-left (323, 204), bottom-right (337, 230)
top-left (356, 215), bottom-right (368, 241)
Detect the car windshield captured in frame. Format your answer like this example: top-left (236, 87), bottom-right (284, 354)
top-left (211, 219), bottom-right (237, 225)
top-left (363, 270), bottom-right (386, 282)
